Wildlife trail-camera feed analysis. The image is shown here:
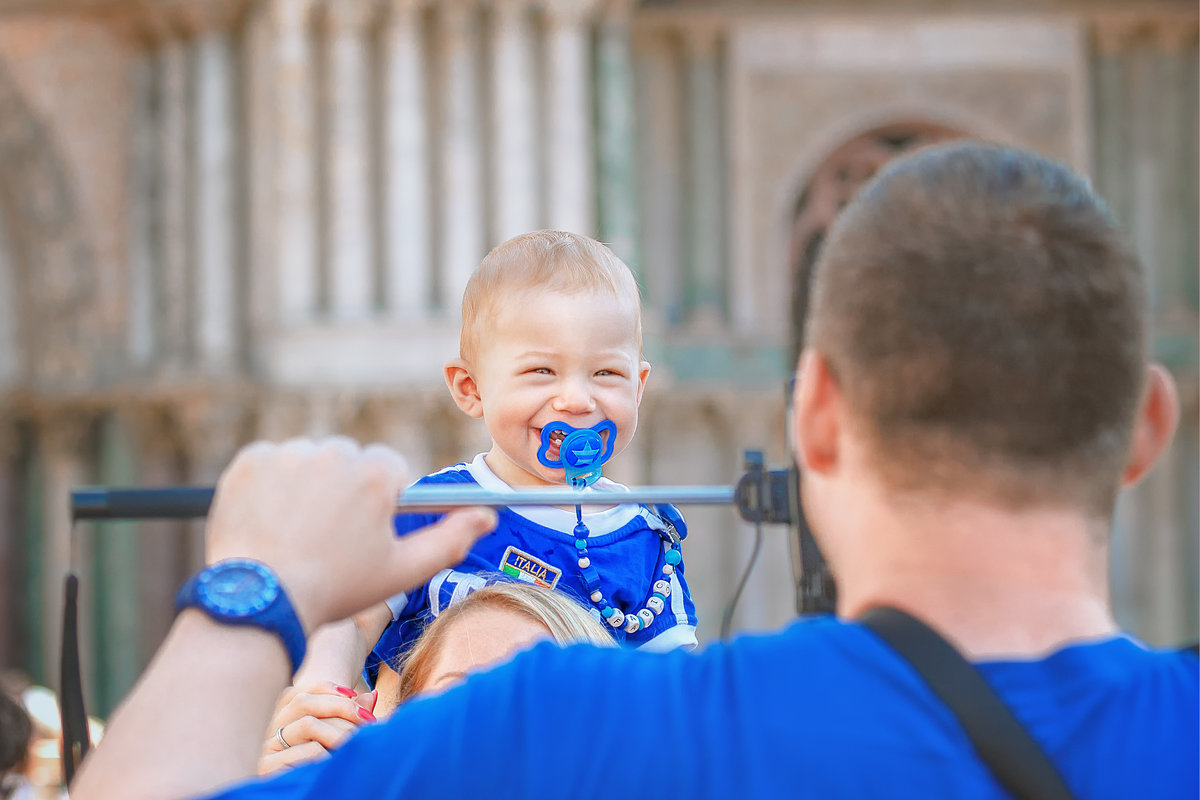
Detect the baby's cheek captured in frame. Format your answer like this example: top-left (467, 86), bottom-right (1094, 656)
top-left (613, 419), bottom-right (638, 454)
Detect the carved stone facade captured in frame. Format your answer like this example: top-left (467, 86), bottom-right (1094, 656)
top-left (0, 0), bottom-right (1195, 719)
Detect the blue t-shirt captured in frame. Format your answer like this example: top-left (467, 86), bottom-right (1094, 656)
top-left (208, 616), bottom-right (1199, 799)
top-left (366, 455), bottom-right (698, 681)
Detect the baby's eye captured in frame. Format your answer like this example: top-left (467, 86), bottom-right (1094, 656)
top-left (527, 367), bottom-right (553, 375)
top-left (595, 369), bottom-right (622, 377)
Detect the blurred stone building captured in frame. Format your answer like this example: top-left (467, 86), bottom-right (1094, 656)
top-left (0, 0), bottom-right (1195, 716)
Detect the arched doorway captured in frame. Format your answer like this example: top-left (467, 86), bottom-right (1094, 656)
top-left (788, 123), bottom-right (964, 361)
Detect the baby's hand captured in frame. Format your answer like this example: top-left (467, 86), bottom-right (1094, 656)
top-left (259, 681), bottom-right (378, 775)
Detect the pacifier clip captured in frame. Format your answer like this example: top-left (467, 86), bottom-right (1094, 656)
top-left (537, 422), bottom-right (684, 635)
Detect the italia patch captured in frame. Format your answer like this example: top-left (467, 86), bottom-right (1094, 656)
top-left (500, 546), bottom-right (561, 589)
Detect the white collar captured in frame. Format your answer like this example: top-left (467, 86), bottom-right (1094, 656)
top-left (463, 453), bottom-right (641, 535)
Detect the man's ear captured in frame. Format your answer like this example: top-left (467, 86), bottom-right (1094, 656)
top-left (444, 359), bottom-right (484, 419)
top-left (635, 360), bottom-right (652, 404)
top-left (793, 349), bottom-right (842, 476)
top-left (1121, 363), bottom-right (1180, 486)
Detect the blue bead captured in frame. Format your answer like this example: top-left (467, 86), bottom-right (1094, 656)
top-left (575, 538), bottom-right (588, 551)
top-left (601, 605), bottom-right (615, 618)
top-left (573, 523), bottom-right (589, 537)
top-left (652, 592), bottom-right (667, 603)
top-left (665, 549), bottom-right (682, 566)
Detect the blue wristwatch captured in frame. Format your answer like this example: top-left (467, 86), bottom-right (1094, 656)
top-left (175, 559), bottom-right (307, 674)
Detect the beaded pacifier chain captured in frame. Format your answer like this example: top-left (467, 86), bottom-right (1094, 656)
top-left (537, 421), bottom-right (684, 635)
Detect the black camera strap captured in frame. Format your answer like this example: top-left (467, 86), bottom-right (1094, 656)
top-left (859, 607), bottom-right (1074, 800)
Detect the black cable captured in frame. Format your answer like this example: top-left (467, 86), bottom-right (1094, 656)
top-left (720, 518), bottom-right (764, 641)
top-left (61, 519), bottom-right (92, 787)
top-left (60, 572), bottom-right (90, 785)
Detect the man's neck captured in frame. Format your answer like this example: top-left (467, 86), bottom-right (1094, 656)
top-left (833, 494), bottom-right (1117, 659)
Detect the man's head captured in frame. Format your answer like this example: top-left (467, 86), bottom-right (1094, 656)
top-left (798, 142), bottom-right (1171, 517)
top-left (446, 231), bottom-right (651, 487)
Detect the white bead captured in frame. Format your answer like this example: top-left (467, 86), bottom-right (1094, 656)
top-left (662, 564), bottom-right (674, 576)
top-left (607, 611), bottom-right (625, 628)
top-left (653, 580), bottom-right (671, 597)
top-left (578, 557), bottom-right (591, 569)
top-left (624, 614), bottom-right (642, 633)
top-left (637, 608), bottom-right (655, 627)
top-left (646, 596), bottom-right (665, 614)
top-left (591, 590), bottom-right (603, 603)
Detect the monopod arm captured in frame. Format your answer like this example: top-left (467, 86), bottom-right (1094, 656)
top-left (68, 449), bottom-right (835, 613)
top-left (71, 484), bottom-right (741, 520)
top-left (70, 450), bottom-right (799, 523)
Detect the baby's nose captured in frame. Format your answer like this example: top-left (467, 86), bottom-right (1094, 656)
top-left (552, 378), bottom-right (596, 413)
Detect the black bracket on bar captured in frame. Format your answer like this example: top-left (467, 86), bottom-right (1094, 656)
top-left (71, 486), bottom-right (216, 521)
top-left (734, 451), bottom-right (795, 525)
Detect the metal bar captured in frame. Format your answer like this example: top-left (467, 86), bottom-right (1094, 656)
top-left (398, 485), bottom-right (736, 510)
top-left (70, 484), bottom-right (738, 521)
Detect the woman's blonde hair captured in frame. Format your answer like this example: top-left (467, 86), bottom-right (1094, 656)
top-left (392, 581), bottom-right (615, 703)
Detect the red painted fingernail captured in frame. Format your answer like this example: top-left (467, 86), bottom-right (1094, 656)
top-left (336, 686), bottom-right (356, 698)
top-left (357, 707), bottom-right (377, 722)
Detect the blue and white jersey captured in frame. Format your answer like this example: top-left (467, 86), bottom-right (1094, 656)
top-left (366, 454), bottom-right (698, 681)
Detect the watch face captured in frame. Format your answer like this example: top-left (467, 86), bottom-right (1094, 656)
top-left (197, 561), bottom-right (280, 617)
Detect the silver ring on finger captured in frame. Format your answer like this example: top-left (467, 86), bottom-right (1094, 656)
top-left (276, 726), bottom-right (292, 749)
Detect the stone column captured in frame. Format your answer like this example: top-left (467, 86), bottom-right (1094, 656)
top-left (92, 413), bottom-right (142, 716)
top-left (272, 0), bottom-right (320, 322)
top-left (1097, 20), bottom-right (1200, 647)
top-left (682, 25), bottom-right (725, 327)
top-left (18, 434), bottom-right (47, 682)
top-left (381, 0), bottom-right (433, 318)
top-left (1153, 23), bottom-right (1198, 313)
top-left (126, 48), bottom-right (157, 369)
top-left (36, 414), bottom-right (93, 691)
top-left (191, 20), bottom-right (240, 372)
top-left (0, 206), bottom-right (16, 384)
top-left (489, 0), bottom-right (539, 244)
top-left (437, 0), bottom-right (484, 314)
top-left (0, 420), bottom-right (17, 665)
top-left (542, 0), bottom-right (596, 235)
top-left (321, 0), bottom-right (377, 320)
top-left (1127, 33), bottom-right (1164, 312)
top-left (634, 30), bottom-right (684, 324)
top-left (244, 1), bottom-right (279, 356)
top-left (1130, 21), bottom-right (1199, 647)
top-left (594, 0), bottom-right (639, 272)
top-left (158, 36), bottom-right (195, 371)
top-left (1090, 23), bottom-right (1133, 228)
top-left (123, 408), bottom-right (189, 671)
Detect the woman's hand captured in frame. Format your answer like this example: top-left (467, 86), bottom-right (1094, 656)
top-left (259, 682), bottom-right (378, 775)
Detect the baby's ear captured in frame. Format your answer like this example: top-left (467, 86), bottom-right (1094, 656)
top-left (636, 360), bottom-right (652, 404)
top-left (445, 359), bottom-right (484, 418)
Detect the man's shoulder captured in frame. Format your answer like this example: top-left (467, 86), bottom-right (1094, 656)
top-left (513, 615), bottom-right (869, 679)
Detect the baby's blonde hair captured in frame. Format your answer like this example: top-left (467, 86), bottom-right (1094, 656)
top-left (392, 581), bottom-right (616, 703)
top-left (460, 230), bottom-right (643, 362)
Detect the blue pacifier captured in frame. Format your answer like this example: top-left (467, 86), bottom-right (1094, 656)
top-left (537, 420), bottom-right (617, 488)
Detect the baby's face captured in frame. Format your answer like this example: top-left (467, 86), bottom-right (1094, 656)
top-left (470, 287), bottom-right (650, 487)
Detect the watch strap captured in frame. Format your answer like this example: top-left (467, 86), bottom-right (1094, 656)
top-left (176, 561), bottom-right (307, 674)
